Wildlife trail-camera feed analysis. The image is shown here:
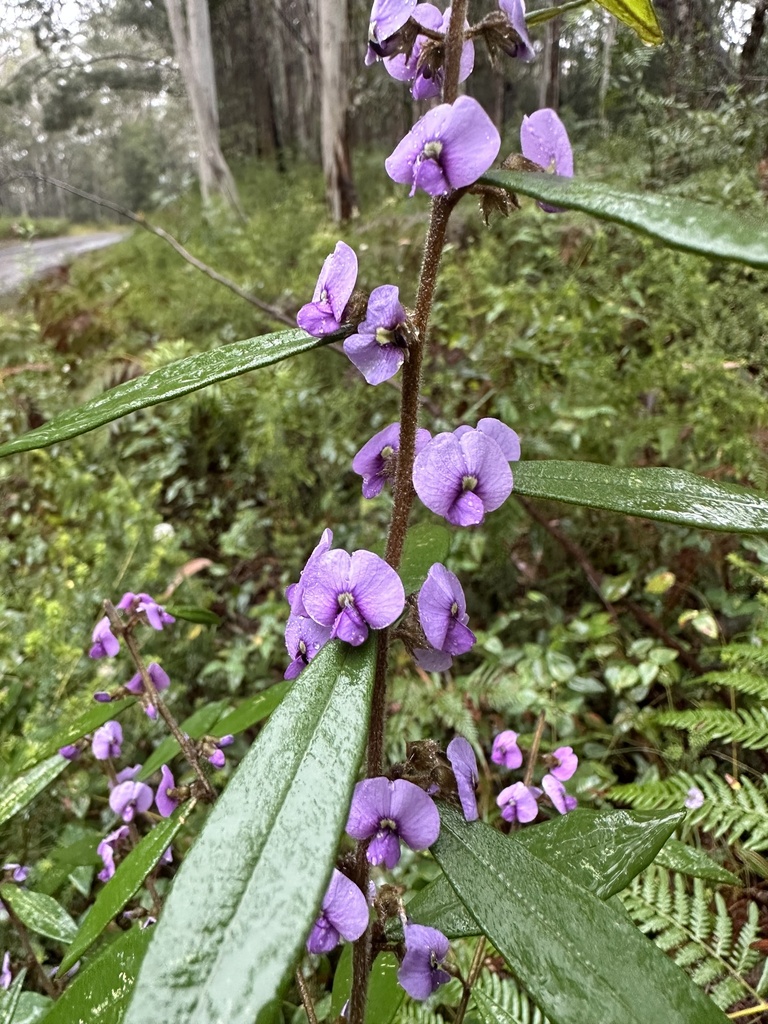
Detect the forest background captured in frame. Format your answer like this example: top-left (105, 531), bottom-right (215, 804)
top-left (2, 0), bottom-right (768, 1021)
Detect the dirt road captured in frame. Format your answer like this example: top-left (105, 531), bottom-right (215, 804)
top-left (0, 231), bottom-right (127, 294)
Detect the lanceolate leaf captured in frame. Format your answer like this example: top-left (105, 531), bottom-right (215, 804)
top-left (0, 886), bottom-right (77, 945)
top-left (15, 699), bottom-right (135, 774)
top-left (593, 0), bottom-right (662, 44)
top-left (0, 970), bottom-right (26, 1024)
top-left (656, 839), bottom-right (739, 885)
top-left (209, 682), bottom-right (291, 739)
top-left (481, 171), bottom-right (768, 269)
top-left (331, 947), bottom-right (404, 1024)
top-left (123, 640), bottom-right (375, 1024)
top-left (407, 808), bottom-right (681, 937)
top-left (433, 805), bottom-right (728, 1024)
top-left (40, 927), bottom-right (151, 1024)
top-left (514, 461), bottom-right (768, 533)
top-left (0, 329), bottom-right (336, 459)
top-left (138, 702), bottom-right (226, 780)
top-left (0, 757), bottom-right (68, 829)
top-left (58, 806), bottom-right (193, 974)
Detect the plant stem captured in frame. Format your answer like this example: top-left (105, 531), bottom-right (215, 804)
top-left (295, 966), bottom-right (320, 1024)
top-left (103, 601), bottom-right (216, 801)
top-left (0, 897), bottom-right (58, 997)
top-left (442, 0), bottom-right (470, 104)
top-left (454, 936), bottom-right (487, 1024)
top-left (523, 710), bottom-right (547, 788)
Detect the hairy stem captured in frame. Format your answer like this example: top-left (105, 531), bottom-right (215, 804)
top-left (295, 967), bottom-right (320, 1024)
top-left (442, 0), bottom-right (470, 104)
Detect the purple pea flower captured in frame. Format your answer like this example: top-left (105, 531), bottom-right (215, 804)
top-left (89, 616), bottom-right (119, 659)
top-left (520, 108), bottom-right (573, 213)
top-left (446, 737), bottom-right (479, 821)
top-left (284, 614), bottom-right (332, 680)
top-left (385, 4), bottom-right (474, 101)
top-left (297, 241), bottom-right (358, 337)
top-left (398, 923), bottom-right (451, 1000)
top-left (125, 662), bottom-right (171, 719)
top-left (386, 96), bottom-right (501, 198)
top-left (413, 429), bottom-right (513, 527)
top-left (2, 864), bottom-right (28, 884)
top-left (498, 0), bottom-right (535, 60)
top-left (413, 647), bottom-right (453, 672)
top-left (491, 730), bottom-right (523, 770)
top-left (454, 418), bottom-right (521, 462)
top-left (156, 765), bottom-right (178, 818)
top-left (109, 778), bottom-right (153, 823)
top-left (343, 285), bottom-right (409, 385)
top-left (418, 563), bottom-right (475, 659)
top-left (0, 952), bottom-right (11, 991)
top-left (366, 0), bottom-right (417, 63)
top-left (346, 777), bottom-right (440, 868)
top-left (114, 764), bottom-right (141, 784)
top-left (303, 549), bottom-right (405, 647)
top-left (548, 745), bottom-right (577, 782)
top-left (286, 528), bottom-right (334, 618)
top-left (542, 773), bottom-right (577, 815)
top-left (118, 591), bottom-right (175, 631)
top-left (207, 735), bottom-right (234, 769)
top-left (96, 825), bottom-right (130, 882)
top-left (93, 691), bottom-right (112, 703)
top-left (306, 868), bottom-right (369, 954)
top-left (685, 785), bottom-right (704, 810)
top-left (497, 782), bottom-right (541, 824)
top-left (59, 744), bottom-right (81, 761)
top-left (353, 423), bottom-right (431, 499)
top-left (91, 721), bottom-right (123, 761)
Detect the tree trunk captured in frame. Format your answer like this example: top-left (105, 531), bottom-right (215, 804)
top-left (538, 11), bottom-right (560, 110)
top-left (598, 12), bottom-right (617, 130)
top-left (163, 0), bottom-right (243, 214)
top-left (742, 0), bottom-right (767, 88)
top-left (317, 0), bottom-right (358, 221)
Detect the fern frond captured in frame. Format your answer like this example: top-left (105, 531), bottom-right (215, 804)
top-left (695, 669), bottom-right (768, 700)
top-left (652, 707), bottom-right (768, 750)
top-left (471, 972), bottom-right (551, 1024)
top-left (620, 865), bottom-right (763, 1010)
top-left (392, 1005), bottom-right (444, 1024)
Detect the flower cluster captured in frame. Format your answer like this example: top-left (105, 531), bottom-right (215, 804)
top-left (492, 732), bottom-right (578, 821)
top-left (90, 592), bottom-right (174, 660)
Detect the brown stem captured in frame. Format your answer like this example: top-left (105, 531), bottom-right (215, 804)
top-left (1, 897), bottom-right (58, 997)
top-left (442, 0), bottom-right (470, 103)
top-left (103, 602), bottom-right (216, 801)
top-left (455, 936), bottom-right (487, 1024)
top-left (523, 710), bottom-right (547, 788)
top-left (295, 967), bottom-right (320, 1024)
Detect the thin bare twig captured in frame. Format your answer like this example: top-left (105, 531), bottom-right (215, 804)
top-left (454, 937), bottom-right (487, 1024)
top-left (295, 967), bottom-right (320, 1024)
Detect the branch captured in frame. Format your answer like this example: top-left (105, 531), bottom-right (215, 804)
top-left (4, 172), bottom-right (294, 328)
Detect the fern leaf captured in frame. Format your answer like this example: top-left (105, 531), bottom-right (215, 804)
top-left (652, 707), bottom-right (768, 750)
top-left (471, 973), bottom-right (551, 1024)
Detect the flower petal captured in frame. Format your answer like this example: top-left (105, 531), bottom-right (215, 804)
top-left (349, 551), bottom-right (405, 629)
top-left (439, 96), bottom-right (501, 190)
top-left (346, 777), bottom-right (393, 839)
top-left (323, 869), bottom-right (370, 942)
top-left (389, 779), bottom-right (440, 850)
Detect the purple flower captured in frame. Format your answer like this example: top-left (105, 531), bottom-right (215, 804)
top-left (491, 730), bottom-right (523, 770)
top-left (549, 745), bottom-right (577, 782)
top-left (156, 765), bottom-right (178, 818)
top-left (0, 952), bottom-right (11, 991)
top-left (109, 779), bottom-right (153, 823)
top-left (353, 423), bottom-right (431, 499)
top-left (520, 108), bottom-right (573, 213)
top-left (303, 550), bottom-right (405, 647)
top-left (446, 737), bottom-right (479, 821)
top-left (114, 764), bottom-right (141, 784)
top-left (297, 241), bottom-right (358, 337)
top-left (498, 0), bottom-right (535, 60)
top-left (207, 735), bottom-right (234, 769)
top-left (454, 418), bottom-right (521, 462)
top-left (398, 923), bottom-right (451, 1000)
top-left (418, 563), bottom-right (475, 658)
top-left (346, 777), bottom-right (440, 868)
top-left (93, 691), bottom-right (112, 703)
top-left (91, 721), bottom-right (123, 761)
top-left (2, 864), bottom-right (28, 884)
top-left (306, 869), bottom-right (369, 954)
top-left (386, 96), bottom-right (500, 198)
top-left (413, 647), bottom-right (453, 672)
top-left (685, 785), bottom-right (704, 810)
top-left (284, 615), bottom-right (332, 679)
top-left (89, 616), bottom-right (119, 659)
top-left (343, 286), bottom-right (409, 385)
top-left (59, 744), bottom-right (81, 761)
top-left (385, 4), bottom-right (474, 101)
top-left (542, 773), bottom-right (577, 815)
top-left (286, 528), bottom-right (334, 618)
top-left (97, 826), bottom-right (130, 882)
top-left (497, 782), bottom-right (541, 824)
top-left (413, 429), bottom-right (513, 526)
top-left (366, 0), bottom-right (417, 63)
top-left (125, 663), bottom-right (171, 696)
top-left (118, 592), bottom-right (175, 631)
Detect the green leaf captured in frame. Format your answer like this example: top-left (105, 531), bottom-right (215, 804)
top-left (137, 702), bottom-right (226, 780)
top-left (123, 639), bottom-right (375, 1024)
top-left (526, 0), bottom-right (590, 27)
top-left (655, 839), bottom-right (740, 885)
top-left (0, 886), bottom-right (77, 945)
top-left (15, 700), bottom-right (136, 773)
top-left (481, 172), bottom-right (768, 269)
top-left (58, 805), bottom-right (193, 974)
top-left (210, 682), bottom-right (291, 739)
top-left (331, 947), bottom-right (404, 1024)
top-left (0, 329), bottom-right (334, 459)
top-left (433, 805), bottom-right (728, 1024)
top-left (407, 808), bottom-right (682, 937)
top-left (0, 971), bottom-right (26, 1024)
top-left (40, 927), bottom-right (151, 1024)
top-left (514, 461), bottom-right (768, 533)
top-left (399, 523), bottom-right (452, 593)
top-left (472, 982), bottom-right (548, 1024)
top-left (593, 0), bottom-right (662, 44)
top-left (164, 606), bottom-right (222, 627)
top-left (0, 757), bottom-right (68, 829)
top-left (8, 992), bottom-right (51, 1024)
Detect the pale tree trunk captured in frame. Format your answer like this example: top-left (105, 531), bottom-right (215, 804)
top-left (317, 0), bottom-right (358, 221)
top-left (598, 12), bottom-right (617, 130)
top-left (164, 0), bottom-right (243, 215)
top-left (538, 9), bottom-right (560, 110)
